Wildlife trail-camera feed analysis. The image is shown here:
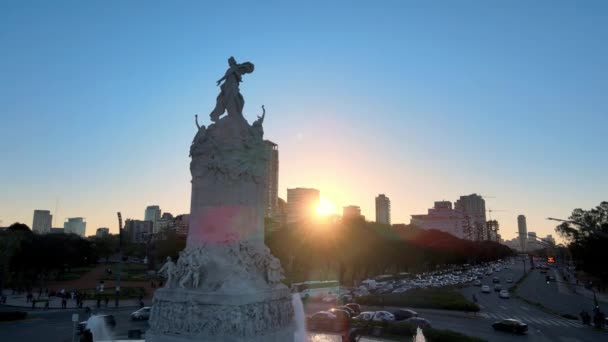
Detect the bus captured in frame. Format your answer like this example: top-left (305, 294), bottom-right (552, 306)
top-left (290, 280), bottom-right (341, 300)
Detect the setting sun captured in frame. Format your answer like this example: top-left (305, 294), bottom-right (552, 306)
top-left (316, 196), bottom-right (337, 216)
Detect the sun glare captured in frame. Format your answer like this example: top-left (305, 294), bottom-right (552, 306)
top-left (316, 196), bottom-right (337, 216)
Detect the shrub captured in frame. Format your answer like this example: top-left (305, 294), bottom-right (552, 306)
top-left (423, 327), bottom-right (487, 342)
top-left (0, 311), bottom-right (28, 321)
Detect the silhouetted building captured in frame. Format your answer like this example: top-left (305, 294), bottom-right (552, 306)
top-left (263, 140), bottom-right (279, 218)
top-left (375, 194), bottom-right (391, 224)
top-left (50, 227), bottom-right (64, 234)
top-left (411, 201), bottom-right (466, 239)
top-left (32, 210), bottom-right (52, 234)
top-left (486, 220), bottom-right (500, 242)
top-left (64, 217), bottom-right (86, 237)
top-left (286, 188), bottom-right (319, 225)
top-left (545, 234), bottom-right (556, 245)
top-left (96, 227), bottom-right (110, 237)
top-left (145, 205), bottom-right (162, 233)
top-left (124, 219), bottom-right (153, 243)
top-left (343, 205), bottom-right (364, 221)
top-left (454, 194), bottom-right (486, 241)
top-left (517, 215), bottom-right (527, 252)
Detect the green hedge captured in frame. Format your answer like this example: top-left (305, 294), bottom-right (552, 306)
top-left (356, 288), bottom-right (480, 312)
top-left (0, 311), bottom-right (28, 321)
top-left (423, 327), bottom-right (487, 342)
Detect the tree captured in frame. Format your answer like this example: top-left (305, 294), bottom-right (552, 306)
top-left (555, 201), bottom-right (608, 284)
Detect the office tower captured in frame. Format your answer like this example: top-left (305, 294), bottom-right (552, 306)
top-left (145, 205), bottom-right (162, 233)
top-left (32, 210), bottom-right (52, 234)
top-left (517, 215), bottom-right (527, 252)
top-left (454, 194), bottom-right (486, 240)
top-left (263, 140), bottom-right (279, 218)
top-left (375, 194), bottom-right (391, 224)
top-left (286, 188), bottom-right (320, 225)
top-left (64, 217), bottom-right (86, 237)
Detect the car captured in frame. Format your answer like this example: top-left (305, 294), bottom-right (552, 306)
top-left (494, 284), bottom-right (502, 292)
top-left (499, 290), bottom-right (510, 299)
top-left (336, 306), bottom-right (355, 317)
top-left (481, 285), bottom-right (491, 293)
top-left (130, 307), bottom-right (151, 321)
top-left (307, 311), bottom-right (345, 332)
top-left (473, 280), bottom-right (482, 286)
top-left (492, 277), bottom-right (500, 284)
top-left (328, 308), bottom-right (352, 320)
top-left (506, 278), bottom-right (513, 283)
top-left (353, 311), bottom-right (375, 321)
top-left (392, 309), bottom-right (418, 321)
top-left (492, 319), bottom-right (528, 334)
top-left (405, 317), bottom-right (431, 329)
top-left (372, 311), bottom-right (395, 322)
top-left (345, 303), bottom-right (362, 315)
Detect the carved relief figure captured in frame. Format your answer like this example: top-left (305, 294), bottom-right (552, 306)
top-left (158, 256), bottom-right (176, 287)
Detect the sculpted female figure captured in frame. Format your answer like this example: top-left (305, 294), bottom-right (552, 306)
top-left (209, 56), bottom-right (255, 122)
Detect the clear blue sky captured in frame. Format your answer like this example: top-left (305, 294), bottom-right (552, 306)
top-left (1, 0), bottom-right (607, 239)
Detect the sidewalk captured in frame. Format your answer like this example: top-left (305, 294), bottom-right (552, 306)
top-left (0, 294), bottom-right (151, 309)
top-left (557, 267), bottom-right (608, 304)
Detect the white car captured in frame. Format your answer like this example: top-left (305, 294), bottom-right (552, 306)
top-left (131, 307), bottom-right (151, 320)
top-left (354, 311), bottom-right (394, 322)
top-left (481, 285), bottom-right (491, 293)
top-left (506, 278), bottom-right (513, 283)
top-left (499, 290), bottom-right (510, 299)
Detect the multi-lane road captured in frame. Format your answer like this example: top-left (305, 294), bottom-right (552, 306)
top-left (1, 259), bottom-right (606, 342)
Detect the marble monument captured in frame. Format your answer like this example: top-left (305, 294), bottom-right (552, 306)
top-left (147, 57), bottom-right (295, 342)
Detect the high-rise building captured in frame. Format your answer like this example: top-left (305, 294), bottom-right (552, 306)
top-left (124, 219), bottom-right (153, 243)
top-left (486, 220), bottom-right (500, 242)
top-left (96, 227), bottom-right (110, 237)
top-left (286, 188), bottom-right (320, 225)
top-left (32, 210), bottom-right (52, 234)
top-left (145, 205), bottom-right (162, 233)
top-left (454, 194), bottom-right (486, 241)
top-left (517, 215), bottom-right (527, 252)
top-left (343, 205), bottom-right (364, 221)
top-left (545, 234), bottom-right (556, 245)
top-left (375, 194), bottom-right (391, 225)
top-left (411, 201), bottom-right (467, 239)
top-left (263, 140), bottom-right (279, 218)
top-left (64, 217), bottom-right (86, 237)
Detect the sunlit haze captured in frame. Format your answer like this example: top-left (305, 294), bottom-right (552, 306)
top-left (1, 1), bottom-right (607, 242)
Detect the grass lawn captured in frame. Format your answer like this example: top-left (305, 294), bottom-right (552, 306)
top-left (99, 263), bottom-right (152, 281)
top-left (356, 287), bottom-right (480, 312)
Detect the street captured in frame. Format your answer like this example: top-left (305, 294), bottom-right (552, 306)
top-left (2, 260), bottom-right (606, 342)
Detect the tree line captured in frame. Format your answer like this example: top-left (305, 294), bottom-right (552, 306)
top-left (265, 219), bottom-right (514, 285)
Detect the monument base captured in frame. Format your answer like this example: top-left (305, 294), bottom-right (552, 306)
top-left (147, 287), bottom-right (295, 342)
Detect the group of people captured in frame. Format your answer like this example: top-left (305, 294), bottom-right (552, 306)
top-left (579, 307), bottom-right (606, 328)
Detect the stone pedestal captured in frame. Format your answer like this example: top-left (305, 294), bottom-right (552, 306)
top-left (147, 288), bottom-right (294, 342)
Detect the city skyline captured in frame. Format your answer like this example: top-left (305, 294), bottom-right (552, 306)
top-left (2, 1), bottom-right (607, 240)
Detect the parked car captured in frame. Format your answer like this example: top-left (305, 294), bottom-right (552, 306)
top-left (130, 307), bottom-right (151, 321)
top-left (499, 290), bottom-right (510, 299)
top-left (307, 311), bottom-right (342, 332)
top-left (492, 319), bottom-right (528, 334)
top-left (328, 308), bottom-right (352, 321)
top-left (473, 280), bottom-right (482, 286)
top-left (372, 311), bottom-right (395, 322)
top-left (353, 311), bottom-right (375, 321)
top-left (392, 309), bottom-right (418, 321)
top-left (405, 317), bottom-right (431, 329)
top-left (481, 285), bottom-right (491, 293)
top-left (345, 303), bottom-right (362, 316)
